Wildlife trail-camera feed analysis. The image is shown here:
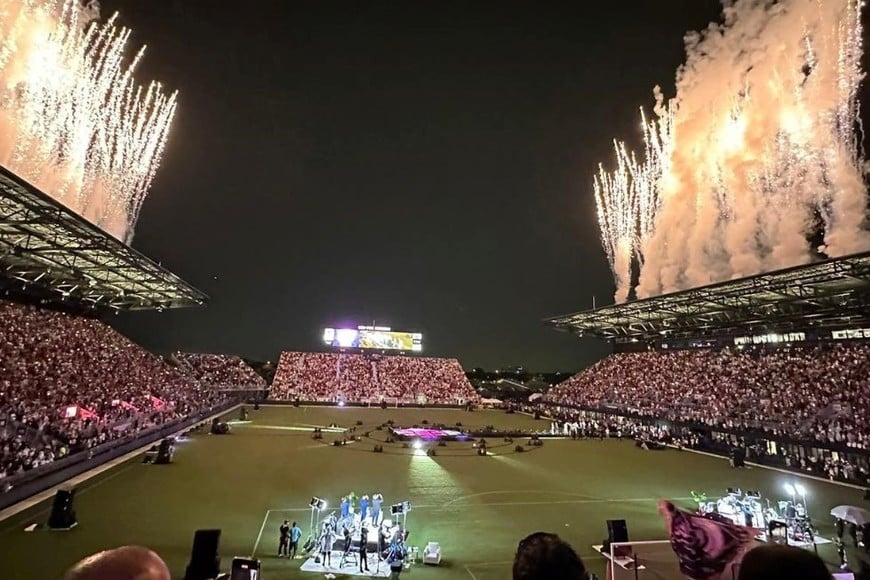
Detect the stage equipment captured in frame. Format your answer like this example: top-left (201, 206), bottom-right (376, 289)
top-left (211, 419), bottom-right (230, 435)
top-left (48, 488), bottom-right (77, 529)
top-left (155, 438), bottom-right (175, 464)
top-left (230, 557), bottom-right (260, 580)
top-left (184, 529), bottom-right (221, 580)
top-left (768, 520), bottom-right (789, 545)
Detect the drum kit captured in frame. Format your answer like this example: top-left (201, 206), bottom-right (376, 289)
top-left (700, 488), bottom-right (816, 543)
top-left (701, 488), bottom-right (766, 528)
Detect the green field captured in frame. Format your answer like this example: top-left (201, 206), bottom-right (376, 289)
top-left (1, 406), bottom-right (866, 579)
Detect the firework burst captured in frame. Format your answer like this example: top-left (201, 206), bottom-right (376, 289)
top-left (0, 0), bottom-right (177, 242)
top-left (594, 0), bottom-right (869, 301)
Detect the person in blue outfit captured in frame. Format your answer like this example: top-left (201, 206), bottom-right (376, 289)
top-left (340, 496), bottom-right (349, 519)
top-left (371, 493), bottom-right (383, 525)
top-left (289, 521), bottom-right (303, 559)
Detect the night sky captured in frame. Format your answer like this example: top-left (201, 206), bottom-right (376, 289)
top-left (104, 0), bottom-right (724, 371)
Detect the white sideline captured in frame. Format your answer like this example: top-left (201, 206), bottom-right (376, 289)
top-left (0, 404), bottom-right (240, 524)
top-left (251, 509), bottom-right (271, 558)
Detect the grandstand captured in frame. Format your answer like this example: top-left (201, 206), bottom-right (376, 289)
top-left (0, 168), bottom-right (227, 505)
top-left (270, 351), bottom-right (479, 405)
top-left (543, 253), bottom-right (870, 487)
top-left (173, 352), bottom-right (266, 389)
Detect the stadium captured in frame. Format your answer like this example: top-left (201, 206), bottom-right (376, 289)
top-left (2, 1), bottom-right (870, 580)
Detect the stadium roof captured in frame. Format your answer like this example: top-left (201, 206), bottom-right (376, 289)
top-left (546, 251), bottom-right (870, 342)
top-left (0, 165), bottom-right (207, 311)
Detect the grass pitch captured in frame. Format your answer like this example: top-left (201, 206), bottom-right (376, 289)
top-left (1, 406), bottom-right (866, 580)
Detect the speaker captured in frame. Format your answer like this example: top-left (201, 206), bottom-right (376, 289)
top-left (184, 529), bottom-right (221, 580)
top-left (155, 438), bottom-right (174, 464)
top-left (211, 421), bottom-right (230, 435)
top-left (607, 519), bottom-right (629, 543)
top-left (48, 488), bottom-right (77, 529)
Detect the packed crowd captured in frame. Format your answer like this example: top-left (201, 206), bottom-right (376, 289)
top-left (545, 343), bottom-right (870, 448)
top-left (269, 351), bottom-right (479, 404)
top-left (173, 352), bottom-right (266, 388)
top-left (0, 301), bottom-right (226, 482)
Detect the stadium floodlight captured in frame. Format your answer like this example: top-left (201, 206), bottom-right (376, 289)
top-left (338, 401), bottom-right (345, 407)
top-left (795, 483), bottom-right (807, 497)
top-left (783, 483), bottom-right (796, 496)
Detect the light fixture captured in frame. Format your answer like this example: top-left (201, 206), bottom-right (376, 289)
top-left (795, 483), bottom-right (807, 497)
top-left (783, 483), bottom-right (796, 496)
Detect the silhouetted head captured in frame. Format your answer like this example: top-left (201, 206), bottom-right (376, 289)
top-left (513, 532), bottom-right (587, 580)
top-left (64, 546), bottom-right (170, 580)
top-left (737, 544), bottom-right (830, 580)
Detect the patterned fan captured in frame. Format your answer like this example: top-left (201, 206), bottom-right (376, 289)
top-left (659, 500), bottom-right (754, 580)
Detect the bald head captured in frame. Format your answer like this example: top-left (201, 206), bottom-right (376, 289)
top-left (64, 546), bottom-right (170, 580)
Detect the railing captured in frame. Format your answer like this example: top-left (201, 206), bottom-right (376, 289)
top-left (535, 401), bottom-right (870, 487)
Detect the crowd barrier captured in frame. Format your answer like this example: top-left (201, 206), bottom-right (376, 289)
top-left (537, 402), bottom-right (870, 487)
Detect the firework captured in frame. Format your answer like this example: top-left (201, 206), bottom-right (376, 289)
top-left (594, 0), bottom-right (870, 301)
top-left (0, 0), bottom-right (177, 242)
top-left (593, 101), bottom-right (670, 301)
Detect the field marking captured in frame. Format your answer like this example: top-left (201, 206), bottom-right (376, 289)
top-left (243, 424), bottom-right (344, 433)
top-left (251, 509), bottom-right (271, 558)
top-left (0, 404), bottom-right (241, 525)
top-left (464, 564), bottom-right (480, 580)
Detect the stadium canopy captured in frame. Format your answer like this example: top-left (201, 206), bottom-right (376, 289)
top-left (546, 251), bottom-right (870, 343)
top-left (0, 165), bottom-right (207, 311)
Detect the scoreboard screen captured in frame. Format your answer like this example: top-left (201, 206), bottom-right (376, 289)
top-left (322, 326), bottom-right (422, 352)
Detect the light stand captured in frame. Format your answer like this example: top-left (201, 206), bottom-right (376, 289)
top-left (309, 497), bottom-right (326, 546)
top-left (795, 484), bottom-right (816, 554)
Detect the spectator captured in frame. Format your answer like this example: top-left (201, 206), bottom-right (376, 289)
top-left (63, 545), bottom-right (170, 580)
top-left (736, 544), bottom-right (831, 580)
top-left (513, 532), bottom-right (588, 580)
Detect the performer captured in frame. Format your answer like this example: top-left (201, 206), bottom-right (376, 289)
top-left (289, 521), bottom-right (302, 559)
top-left (378, 523), bottom-right (388, 560)
top-left (319, 524), bottom-right (336, 569)
top-left (371, 493), bottom-right (383, 525)
top-left (278, 520), bottom-right (290, 558)
top-left (359, 525), bottom-right (370, 573)
top-left (340, 496), bottom-right (350, 519)
top-left (360, 495), bottom-right (370, 523)
top-left (323, 511), bottom-right (337, 534)
top-left (340, 525), bottom-right (353, 567)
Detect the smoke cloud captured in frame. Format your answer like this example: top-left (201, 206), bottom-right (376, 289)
top-left (594, 0), bottom-right (870, 301)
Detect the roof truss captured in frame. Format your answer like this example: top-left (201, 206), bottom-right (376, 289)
top-left (0, 165), bottom-right (207, 311)
top-left (546, 252), bottom-right (870, 342)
